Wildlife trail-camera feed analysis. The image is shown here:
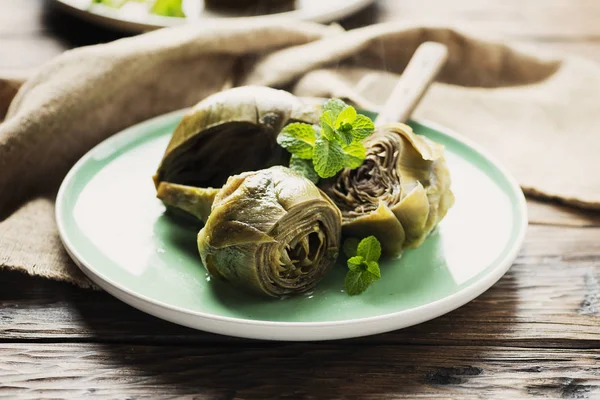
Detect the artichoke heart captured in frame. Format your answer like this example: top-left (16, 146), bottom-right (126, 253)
top-left (320, 123), bottom-right (454, 256)
top-left (198, 166), bottom-right (342, 297)
top-left (153, 86), bottom-right (320, 222)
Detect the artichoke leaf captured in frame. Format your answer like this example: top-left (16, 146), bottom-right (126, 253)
top-left (390, 182), bottom-right (430, 249)
top-left (343, 201), bottom-right (406, 256)
top-left (382, 123), bottom-right (445, 161)
top-left (423, 159), bottom-right (455, 235)
top-left (203, 220), bottom-right (277, 249)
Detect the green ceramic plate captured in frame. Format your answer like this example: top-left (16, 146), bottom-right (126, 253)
top-left (56, 109), bottom-right (527, 341)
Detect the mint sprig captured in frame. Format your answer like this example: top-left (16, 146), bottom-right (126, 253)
top-left (151, 0), bottom-right (185, 17)
top-left (92, 0), bottom-right (128, 6)
top-left (289, 155), bottom-right (319, 184)
top-left (343, 236), bottom-right (382, 296)
top-left (277, 123), bottom-right (317, 160)
top-left (277, 99), bottom-right (375, 182)
top-left (93, 0), bottom-right (186, 17)
top-left (314, 136), bottom-right (345, 178)
top-left (322, 98), bottom-right (346, 117)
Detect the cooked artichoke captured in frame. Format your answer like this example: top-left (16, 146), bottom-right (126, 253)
top-left (153, 86), bottom-right (319, 222)
top-left (198, 166), bottom-right (342, 297)
top-left (320, 123), bottom-right (454, 256)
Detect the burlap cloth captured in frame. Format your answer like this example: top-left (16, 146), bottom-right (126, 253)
top-left (0, 19), bottom-right (598, 288)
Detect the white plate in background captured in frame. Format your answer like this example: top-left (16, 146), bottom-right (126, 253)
top-left (54, 0), bottom-right (375, 32)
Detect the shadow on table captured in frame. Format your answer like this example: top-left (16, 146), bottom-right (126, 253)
top-left (62, 274), bottom-right (518, 397)
top-left (42, 0), bottom-right (130, 48)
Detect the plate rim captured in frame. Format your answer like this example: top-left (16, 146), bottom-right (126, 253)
top-left (55, 109), bottom-right (528, 341)
top-left (53, 0), bottom-right (376, 32)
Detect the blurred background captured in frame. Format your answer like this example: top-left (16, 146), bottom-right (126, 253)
top-left (4, 0), bottom-right (600, 75)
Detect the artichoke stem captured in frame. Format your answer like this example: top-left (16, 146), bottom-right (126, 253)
top-left (156, 182), bottom-right (219, 223)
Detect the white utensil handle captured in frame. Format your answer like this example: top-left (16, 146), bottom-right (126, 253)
top-left (375, 42), bottom-right (448, 125)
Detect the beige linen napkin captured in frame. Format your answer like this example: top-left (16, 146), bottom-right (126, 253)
top-left (0, 19), bottom-right (598, 287)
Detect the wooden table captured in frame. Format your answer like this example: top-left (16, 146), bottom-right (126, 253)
top-left (2, 1), bottom-right (600, 398)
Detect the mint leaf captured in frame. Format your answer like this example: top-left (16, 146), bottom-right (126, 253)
top-left (335, 106), bottom-right (357, 129)
top-left (321, 123), bottom-right (335, 141)
top-left (335, 106), bottom-right (358, 146)
top-left (351, 114), bottom-right (375, 141)
top-left (313, 136), bottom-right (345, 178)
top-left (92, 0), bottom-right (128, 7)
top-left (357, 235), bottom-right (381, 263)
top-left (320, 110), bottom-right (336, 127)
top-left (344, 269), bottom-right (379, 296)
top-left (289, 155), bottom-right (319, 184)
top-left (366, 260), bottom-right (381, 278)
top-left (320, 110), bottom-right (336, 140)
top-left (151, 0), bottom-right (185, 16)
top-left (277, 123), bottom-right (317, 159)
top-left (344, 236), bottom-right (382, 296)
top-left (342, 141), bottom-right (366, 169)
top-left (347, 256), bottom-right (364, 271)
top-left (343, 237), bottom-right (360, 258)
top-left (323, 99), bottom-right (346, 119)
top-left (337, 129), bottom-right (354, 146)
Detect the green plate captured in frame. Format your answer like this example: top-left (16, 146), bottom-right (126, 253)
top-left (56, 109), bottom-right (527, 341)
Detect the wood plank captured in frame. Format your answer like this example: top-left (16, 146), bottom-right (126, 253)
top-left (1, 224), bottom-right (599, 346)
top-left (1, 342), bottom-right (599, 398)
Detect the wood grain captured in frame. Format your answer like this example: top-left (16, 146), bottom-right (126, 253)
top-left (1, 223), bottom-right (599, 348)
top-left (1, 343), bottom-right (600, 399)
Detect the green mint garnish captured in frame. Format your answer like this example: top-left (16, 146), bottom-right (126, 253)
top-left (313, 136), bottom-right (346, 178)
top-left (93, 0), bottom-right (185, 17)
top-left (289, 155), bottom-right (319, 184)
top-left (342, 141), bottom-right (366, 169)
top-left (351, 115), bottom-right (377, 140)
top-left (278, 99), bottom-right (375, 182)
top-left (92, 0), bottom-right (128, 7)
top-left (343, 236), bottom-right (382, 296)
top-left (277, 123), bottom-right (317, 160)
top-left (151, 0), bottom-right (185, 17)
top-left (357, 235), bottom-right (382, 263)
top-left (323, 98), bottom-right (347, 117)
